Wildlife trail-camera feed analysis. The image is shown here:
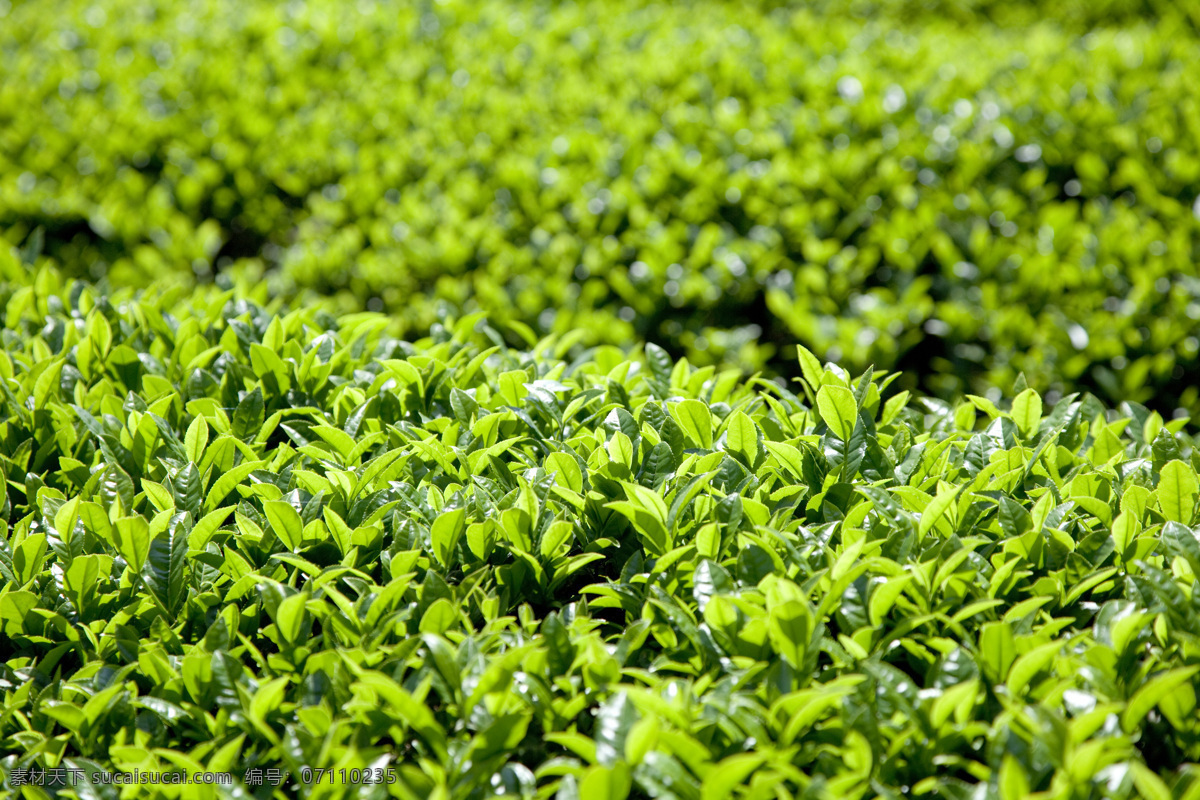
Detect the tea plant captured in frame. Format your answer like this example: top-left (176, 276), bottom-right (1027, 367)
top-left (3, 0), bottom-right (1200, 409)
top-left (3, 268), bottom-right (1200, 799)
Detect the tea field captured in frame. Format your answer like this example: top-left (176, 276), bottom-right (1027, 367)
top-left (3, 0), bottom-right (1200, 798)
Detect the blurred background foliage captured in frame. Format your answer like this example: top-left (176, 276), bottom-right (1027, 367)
top-left (2, 0), bottom-right (1200, 410)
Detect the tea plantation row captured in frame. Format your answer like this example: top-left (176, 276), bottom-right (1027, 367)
top-left (4, 0), bottom-right (1200, 409)
top-left (3, 266), bottom-right (1200, 799)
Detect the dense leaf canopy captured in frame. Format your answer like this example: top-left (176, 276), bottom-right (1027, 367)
top-left (3, 268), bottom-right (1200, 798)
top-left (5, 0), bottom-right (1200, 796)
top-left (3, 0), bottom-right (1200, 408)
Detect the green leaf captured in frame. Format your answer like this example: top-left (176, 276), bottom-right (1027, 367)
top-left (621, 481), bottom-right (669, 527)
top-left (249, 343), bottom-right (290, 390)
top-left (422, 633), bottom-right (462, 699)
top-left (142, 480), bottom-right (174, 514)
top-left (579, 765), bottom-right (632, 800)
top-left (431, 507), bottom-right (467, 569)
top-left (0, 590), bottom-right (38, 633)
top-left (206, 460), bottom-right (267, 511)
top-left (13, 532), bottom-right (48, 585)
top-left (1159, 460), bottom-right (1198, 524)
top-left (187, 506), bottom-right (235, 550)
top-left (594, 692), bottom-right (638, 767)
top-left (624, 716), bottom-right (658, 764)
top-left (450, 387), bottom-right (478, 424)
top-left (1162, 521), bottom-right (1200, 579)
top-left (33, 357), bottom-right (65, 410)
top-left (930, 679), bottom-right (977, 730)
top-left (231, 387), bottom-right (265, 441)
top-left (355, 671), bottom-right (446, 760)
top-left (606, 500), bottom-right (670, 556)
top-left (420, 597), bottom-right (458, 634)
top-left (545, 733), bottom-right (598, 765)
top-left (816, 385), bottom-right (857, 441)
top-left (64, 554), bottom-right (107, 613)
top-left (185, 415), bottom-right (209, 464)
top-left (1129, 763), bottom-right (1172, 800)
top-left (40, 701), bottom-right (86, 733)
top-left (112, 516), bottom-right (151, 573)
top-left (1111, 511), bottom-right (1141, 561)
top-left (697, 523), bottom-right (720, 560)
top-left (1090, 428), bottom-right (1122, 465)
top-left (644, 342), bottom-right (673, 386)
top-left (882, 390), bottom-right (910, 425)
top-left (796, 345), bottom-right (824, 394)
top-left (1010, 388), bottom-right (1042, 439)
top-left (309, 423), bottom-right (358, 462)
top-left (869, 575), bottom-right (911, 626)
top-left (466, 521), bottom-right (496, 561)
top-left (143, 513), bottom-right (189, 615)
top-left (966, 394), bottom-right (1002, 419)
top-left (88, 311), bottom-right (112, 355)
top-left (701, 754), bottom-right (768, 800)
top-left (1152, 428), bottom-right (1182, 472)
top-left (692, 559), bottom-right (733, 611)
top-left (248, 676), bottom-right (289, 735)
top-left (1122, 666), bottom-right (1200, 731)
top-left (978, 621), bottom-right (1016, 682)
top-left (920, 485), bottom-right (961, 539)
top-left (264, 500), bottom-right (304, 551)
top-left (53, 496), bottom-right (81, 540)
top-left (670, 399), bottom-right (713, 450)
top-left (763, 440), bottom-right (805, 480)
top-left (1008, 642), bottom-right (1065, 695)
top-left (767, 600), bottom-right (813, 669)
top-left (607, 431), bottom-right (634, 469)
top-left (273, 592), bottom-right (308, 644)
top-left (473, 712), bottom-right (531, 760)
top-left (724, 411), bottom-right (760, 468)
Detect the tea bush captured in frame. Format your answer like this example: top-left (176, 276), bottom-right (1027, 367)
top-left (4, 266), bottom-right (1200, 799)
top-left (4, 0), bottom-right (1200, 409)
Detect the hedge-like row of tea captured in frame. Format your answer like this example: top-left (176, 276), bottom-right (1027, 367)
top-left (813, 0), bottom-right (1198, 30)
top-left (3, 266), bottom-right (1200, 798)
top-left (3, 0), bottom-right (1200, 411)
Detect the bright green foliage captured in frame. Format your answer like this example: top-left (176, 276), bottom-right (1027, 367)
top-left (4, 276), bottom-right (1200, 798)
top-left (3, 1), bottom-right (1200, 410)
